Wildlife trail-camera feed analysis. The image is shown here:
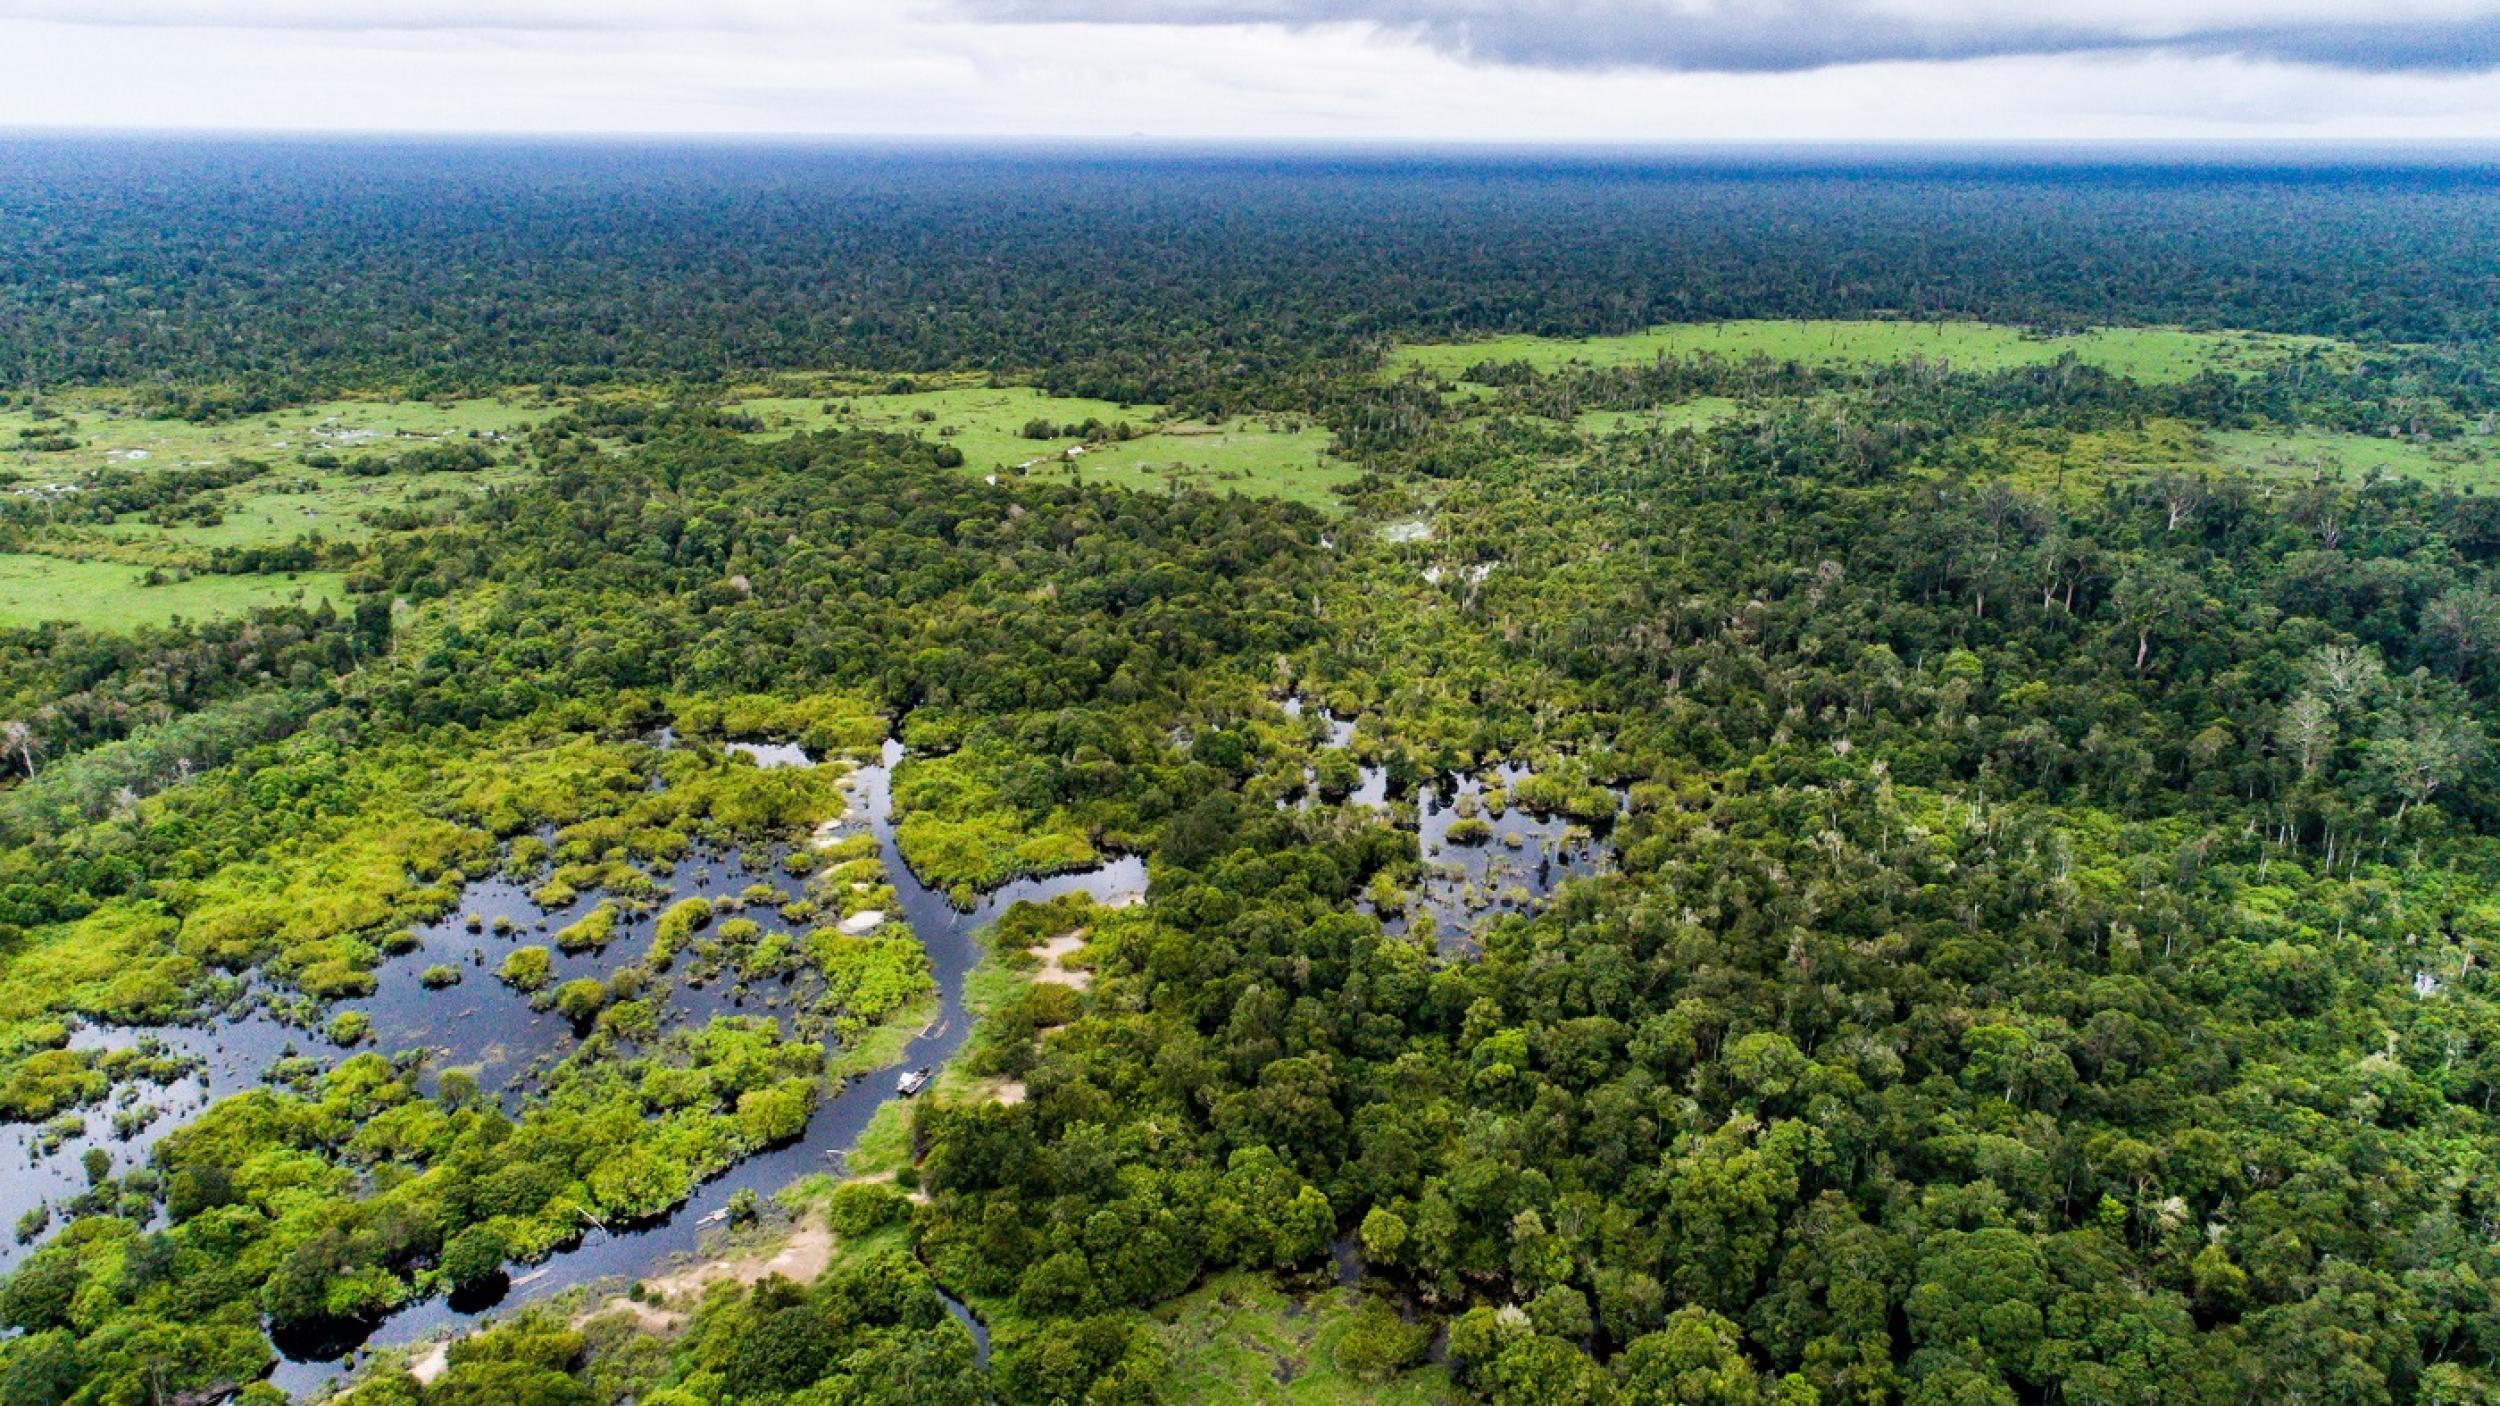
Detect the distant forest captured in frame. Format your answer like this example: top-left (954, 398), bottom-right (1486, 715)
top-left (6, 140), bottom-right (2500, 408)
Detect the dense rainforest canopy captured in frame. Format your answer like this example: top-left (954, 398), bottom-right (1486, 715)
top-left (4, 143), bottom-right (2500, 1406)
top-left (9, 140), bottom-right (2500, 406)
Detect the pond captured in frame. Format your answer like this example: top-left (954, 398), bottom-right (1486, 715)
top-left (0, 839), bottom-right (817, 1278)
top-left (1285, 695), bottom-right (1621, 952)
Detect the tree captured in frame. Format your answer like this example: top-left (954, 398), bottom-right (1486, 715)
top-left (2424, 585), bottom-right (2500, 685)
top-left (1905, 1229), bottom-right (2051, 1386)
top-left (0, 720), bottom-right (35, 778)
top-left (2370, 700), bottom-right (2485, 824)
top-left (2277, 694), bottom-right (2337, 780)
top-left (1360, 1205), bottom-right (1410, 1267)
top-left (441, 1224), bottom-right (508, 1290)
top-left (1616, 1308), bottom-right (1764, 1406)
top-left (2110, 555), bottom-right (2201, 673)
top-left (1334, 1300), bottom-right (1431, 1381)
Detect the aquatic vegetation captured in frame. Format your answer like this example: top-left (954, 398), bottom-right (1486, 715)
top-left (497, 946), bottom-right (553, 994)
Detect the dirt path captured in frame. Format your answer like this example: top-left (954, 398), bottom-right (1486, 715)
top-left (1029, 929), bottom-right (1092, 989)
top-left (583, 1213), bottom-right (836, 1332)
top-left (408, 1342), bottom-right (449, 1385)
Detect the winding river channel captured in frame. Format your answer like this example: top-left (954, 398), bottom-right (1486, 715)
top-left (261, 739), bottom-right (1146, 1395)
top-left (0, 738), bottom-right (1142, 1398)
top-left (3, 710), bottom-right (1612, 1397)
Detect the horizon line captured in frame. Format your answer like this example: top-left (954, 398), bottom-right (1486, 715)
top-left (9, 126), bottom-right (2500, 159)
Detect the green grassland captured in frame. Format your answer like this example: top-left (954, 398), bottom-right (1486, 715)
top-left (1942, 420), bottom-right (2213, 496)
top-left (81, 464), bottom-right (530, 559)
top-left (730, 386), bottom-right (1147, 465)
top-left (1148, 1272), bottom-right (1453, 1406)
top-left (1029, 422), bottom-right (1360, 511)
top-left (728, 386), bottom-right (1360, 511)
top-left (0, 394), bottom-right (544, 629)
top-left (2210, 427), bottom-right (2500, 490)
top-left (1391, 319), bottom-right (2344, 384)
top-left (1943, 420), bottom-right (2500, 499)
top-left (0, 393), bottom-right (549, 474)
top-left (0, 552), bottom-right (344, 631)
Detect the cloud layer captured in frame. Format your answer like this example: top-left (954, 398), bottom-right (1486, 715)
top-left (7, 0), bottom-right (2500, 139)
top-left (954, 0), bottom-right (2500, 74)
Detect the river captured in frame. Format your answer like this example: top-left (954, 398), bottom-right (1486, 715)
top-left (0, 735), bottom-right (1136, 1398)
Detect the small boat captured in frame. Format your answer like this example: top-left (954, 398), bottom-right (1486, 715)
top-left (895, 1067), bottom-right (933, 1097)
top-left (696, 1207), bottom-right (729, 1226)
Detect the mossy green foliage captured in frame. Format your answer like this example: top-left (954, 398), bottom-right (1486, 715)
top-left (891, 741), bottom-right (1101, 896)
top-left (0, 1016), bottom-right (823, 1378)
top-left (664, 692), bottom-right (891, 759)
top-left (0, 718), bottom-right (859, 1108)
top-left (649, 896), bottom-right (714, 968)
top-left (803, 929), bottom-right (934, 1047)
top-left (0, 1045), bottom-right (106, 1121)
top-left (498, 945), bottom-right (553, 993)
top-left (346, 1227), bottom-right (982, 1406)
top-left (552, 902), bottom-right (620, 954)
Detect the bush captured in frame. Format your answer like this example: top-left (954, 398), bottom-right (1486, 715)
top-left (1333, 1299), bottom-right (1430, 1381)
top-left (552, 978), bottom-right (607, 1026)
top-left (498, 946), bottom-right (552, 992)
top-left (827, 1180), bottom-right (908, 1236)
top-left (441, 1223), bottom-right (508, 1289)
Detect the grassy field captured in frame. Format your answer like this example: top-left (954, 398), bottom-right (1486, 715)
top-left (0, 394), bottom-right (544, 630)
top-left (732, 386), bottom-right (1145, 465)
top-left (0, 552), bottom-right (344, 630)
top-left (0, 393), bottom-right (549, 474)
top-left (80, 464), bottom-right (531, 558)
top-left (2210, 427), bottom-right (2500, 490)
top-left (728, 386), bottom-right (1360, 511)
top-left (1149, 1272), bottom-right (1452, 1406)
top-left (1390, 319), bottom-right (2344, 384)
top-left (1026, 421), bottom-right (1360, 510)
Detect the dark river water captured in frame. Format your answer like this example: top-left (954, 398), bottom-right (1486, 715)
top-left (1283, 696), bottom-right (1620, 950)
top-left (6, 710), bottom-right (1598, 1395)
top-left (0, 737), bottom-right (1142, 1397)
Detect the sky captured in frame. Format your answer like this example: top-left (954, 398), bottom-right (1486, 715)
top-left (3, 1), bottom-right (2500, 141)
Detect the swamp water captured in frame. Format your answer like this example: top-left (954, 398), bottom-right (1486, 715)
top-left (1285, 697), bottom-right (1622, 950)
top-left (2, 738), bottom-right (1145, 1396)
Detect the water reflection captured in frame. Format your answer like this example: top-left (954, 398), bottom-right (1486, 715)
top-left (1397, 764), bottom-right (1619, 954)
top-left (262, 737), bottom-right (1139, 1395)
top-left (1283, 695), bottom-right (1621, 952)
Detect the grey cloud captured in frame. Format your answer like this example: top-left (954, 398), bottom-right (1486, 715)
top-left (952, 0), bottom-right (2500, 74)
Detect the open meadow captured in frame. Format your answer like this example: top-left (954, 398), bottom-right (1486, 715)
top-left (1390, 318), bottom-right (2349, 384)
